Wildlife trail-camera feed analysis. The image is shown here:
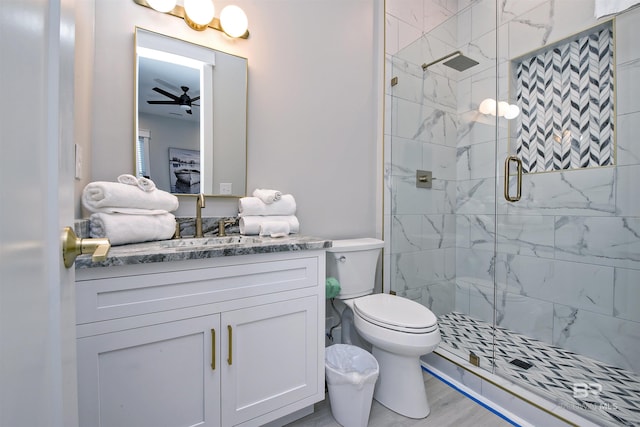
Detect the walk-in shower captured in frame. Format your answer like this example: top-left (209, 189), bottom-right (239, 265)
top-left (386, 1), bottom-right (640, 426)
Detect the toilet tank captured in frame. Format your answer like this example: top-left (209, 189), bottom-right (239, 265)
top-left (326, 238), bottom-right (384, 299)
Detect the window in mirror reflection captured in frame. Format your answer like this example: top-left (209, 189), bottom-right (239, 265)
top-left (137, 129), bottom-right (151, 178)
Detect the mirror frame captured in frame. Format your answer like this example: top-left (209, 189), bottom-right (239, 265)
top-left (134, 27), bottom-right (248, 197)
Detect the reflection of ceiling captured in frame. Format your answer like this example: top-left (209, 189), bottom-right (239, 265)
top-left (138, 56), bottom-right (200, 123)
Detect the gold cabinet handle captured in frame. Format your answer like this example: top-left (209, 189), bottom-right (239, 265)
top-left (227, 325), bottom-right (233, 365)
top-left (504, 156), bottom-right (523, 202)
top-left (61, 227), bottom-right (111, 268)
top-left (211, 329), bottom-right (216, 370)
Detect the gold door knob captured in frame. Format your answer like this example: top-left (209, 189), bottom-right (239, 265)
top-left (61, 226), bottom-right (111, 268)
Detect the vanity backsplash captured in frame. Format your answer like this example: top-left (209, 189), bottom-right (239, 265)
top-left (75, 216), bottom-right (238, 239)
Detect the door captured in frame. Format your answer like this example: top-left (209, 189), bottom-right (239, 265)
top-left (221, 297), bottom-right (319, 426)
top-left (77, 315), bottom-right (221, 427)
top-left (0, 0), bottom-right (77, 426)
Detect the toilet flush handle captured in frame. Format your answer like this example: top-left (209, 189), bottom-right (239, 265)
top-left (338, 256), bottom-right (347, 263)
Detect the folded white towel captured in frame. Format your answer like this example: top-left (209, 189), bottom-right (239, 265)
top-left (259, 220), bottom-right (290, 237)
top-left (89, 212), bottom-right (176, 245)
top-left (85, 207), bottom-right (169, 215)
top-left (117, 174), bottom-right (157, 192)
top-left (239, 215), bottom-right (299, 235)
top-left (137, 176), bottom-right (157, 192)
top-left (117, 174), bottom-right (139, 186)
top-left (595, 0), bottom-right (640, 17)
top-left (252, 188), bottom-right (282, 204)
top-left (82, 181), bottom-right (179, 213)
top-left (238, 194), bottom-right (296, 217)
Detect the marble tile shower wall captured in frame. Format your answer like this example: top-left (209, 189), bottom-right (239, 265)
top-left (386, 0), bottom-right (460, 317)
top-left (385, 0), bottom-right (640, 374)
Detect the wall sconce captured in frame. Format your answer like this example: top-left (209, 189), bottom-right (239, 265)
top-left (479, 98), bottom-right (520, 120)
top-left (133, 0), bottom-right (249, 39)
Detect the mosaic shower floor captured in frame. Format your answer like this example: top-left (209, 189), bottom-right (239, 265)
top-left (437, 312), bottom-right (640, 427)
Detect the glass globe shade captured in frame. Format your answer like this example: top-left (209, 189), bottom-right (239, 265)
top-left (497, 101), bottom-right (509, 117)
top-left (504, 104), bottom-right (520, 120)
top-left (478, 98), bottom-right (496, 115)
top-left (146, 0), bottom-right (177, 13)
top-left (184, 0), bottom-right (215, 26)
top-left (220, 5), bottom-right (248, 38)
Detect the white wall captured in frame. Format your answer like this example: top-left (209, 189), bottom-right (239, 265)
top-left (74, 0), bottom-right (95, 212)
top-left (79, 0), bottom-right (384, 239)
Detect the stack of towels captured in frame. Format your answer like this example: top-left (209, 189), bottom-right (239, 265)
top-left (82, 174), bottom-right (179, 245)
top-left (239, 189), bottom-right (299, 237)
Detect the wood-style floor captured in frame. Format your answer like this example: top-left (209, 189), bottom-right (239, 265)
top-left (286, 372), bottom-right (515, 427)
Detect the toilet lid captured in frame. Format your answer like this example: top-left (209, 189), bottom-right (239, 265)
top-left (354, 294), bottom-right (438, 334)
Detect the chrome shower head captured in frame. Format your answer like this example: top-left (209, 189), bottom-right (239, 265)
top-left (421, 51), bottom-right (479, 72)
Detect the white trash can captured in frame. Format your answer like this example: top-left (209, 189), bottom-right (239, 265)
top-left (325, 344), bottom-right (379, 427)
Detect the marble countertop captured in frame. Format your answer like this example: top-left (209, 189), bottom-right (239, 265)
top-left (75, 235), bottom-right (332, 269)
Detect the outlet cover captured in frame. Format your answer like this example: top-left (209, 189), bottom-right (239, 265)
top-left (219, 183), bottom-right (232, 195)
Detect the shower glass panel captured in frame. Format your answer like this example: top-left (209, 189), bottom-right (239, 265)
top-left (387, 1), bottom-right (499, 376)
top-left (388, 1), bottom-right (640, 426)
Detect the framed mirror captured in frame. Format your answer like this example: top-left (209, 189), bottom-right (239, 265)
top-left (135, 27), bottom-right (247, 196)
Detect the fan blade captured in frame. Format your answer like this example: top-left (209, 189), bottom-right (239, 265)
top-left (147, 100), bottom-right (178, 105)
top-left (152, 87), bottom-right (179, 101)
top-left (154, 78), bottom-right (181, 92)
top-left (190, 96), bottom-right (200, 102)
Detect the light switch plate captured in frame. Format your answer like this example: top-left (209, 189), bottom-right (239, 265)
top-left (75, 144), bottom-right (82, 180)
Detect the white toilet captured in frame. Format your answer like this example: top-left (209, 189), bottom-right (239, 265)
top-left (326, 238), bottom-right (441, 419)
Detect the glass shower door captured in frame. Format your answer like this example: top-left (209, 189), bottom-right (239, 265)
top-left (494, 2), bottom-right (640, 426)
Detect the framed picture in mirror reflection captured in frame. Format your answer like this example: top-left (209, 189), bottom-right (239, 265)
top-left (169, 148), bottom-right (200, 194)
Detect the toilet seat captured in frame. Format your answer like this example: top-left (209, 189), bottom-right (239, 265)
top-left (353, 294), bottom-right (438, 334)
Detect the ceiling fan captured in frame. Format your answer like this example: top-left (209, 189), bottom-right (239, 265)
top-left (147, 85), bottom-right (200, 115)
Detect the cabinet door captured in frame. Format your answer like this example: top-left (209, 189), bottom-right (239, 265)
top-left (221, 296), bottom-right (318, 426)
top-left (77, 315), bottom-right (221, 427)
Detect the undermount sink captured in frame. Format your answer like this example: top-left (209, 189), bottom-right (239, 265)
top-left (160, 235), bottom-right (264, 250)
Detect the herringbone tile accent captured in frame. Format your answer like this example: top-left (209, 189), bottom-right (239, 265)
top-left (515, 26), bottom-right (614, 173)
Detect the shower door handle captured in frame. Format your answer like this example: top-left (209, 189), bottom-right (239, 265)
top-left (504, 156), bottom-right (522, 202)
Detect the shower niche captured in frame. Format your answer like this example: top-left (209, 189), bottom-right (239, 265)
top-left (512, 23), bottom-right (615, 173)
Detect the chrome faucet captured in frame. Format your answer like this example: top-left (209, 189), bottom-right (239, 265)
top-left (195, 193), bottom-right (205, 238)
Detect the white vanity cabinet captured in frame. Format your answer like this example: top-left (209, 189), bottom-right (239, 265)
top-left (75, 250), bottom-right (326, 427)
top-left (77, 313), bottom-right (221, 427)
